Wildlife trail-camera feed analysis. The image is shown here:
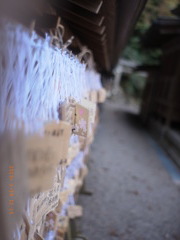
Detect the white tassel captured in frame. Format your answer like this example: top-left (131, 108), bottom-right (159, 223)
top-left (0, 19), bottom-right (87, 133)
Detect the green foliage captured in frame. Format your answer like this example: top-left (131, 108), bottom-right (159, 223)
top-left (121, 73), bottom-right (147, 99)
top-left (122, 0), bottom-right (179, 65)
top-left (121, 0), bottom-right (179, 100)
top-left (123, 37), bottom-right (162, 65)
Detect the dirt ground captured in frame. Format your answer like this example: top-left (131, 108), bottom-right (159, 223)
top-left (77, 97), bottom-right (180, 240)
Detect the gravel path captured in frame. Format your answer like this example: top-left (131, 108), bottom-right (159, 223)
top-left (78, 99), bottom-right (180, 240)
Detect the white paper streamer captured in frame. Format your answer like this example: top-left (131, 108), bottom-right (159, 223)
top-left (0, 19), bottom-right (87, 133)
top-left (86, 69), bottom-right (102, 90)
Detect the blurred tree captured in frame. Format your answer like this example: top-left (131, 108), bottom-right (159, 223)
top-left (120, 72), bottom-right (147, 101)
top-left (121, 0), bottom-right (179, 100)
top-left (122, 0), bottom-right (179, 65)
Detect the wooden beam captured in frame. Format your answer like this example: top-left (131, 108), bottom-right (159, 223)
top-left (68, 0), bottom-right (103, 14)
top-left (70, 25), bottom-right (106, 43)
top-left (52, 1), bottom-right (104, 26)
top-left (67, 21), bottom-right (106, 35)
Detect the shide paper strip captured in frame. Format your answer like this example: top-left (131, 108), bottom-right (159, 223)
top-left (0, 19), bottom-right (86, 133)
